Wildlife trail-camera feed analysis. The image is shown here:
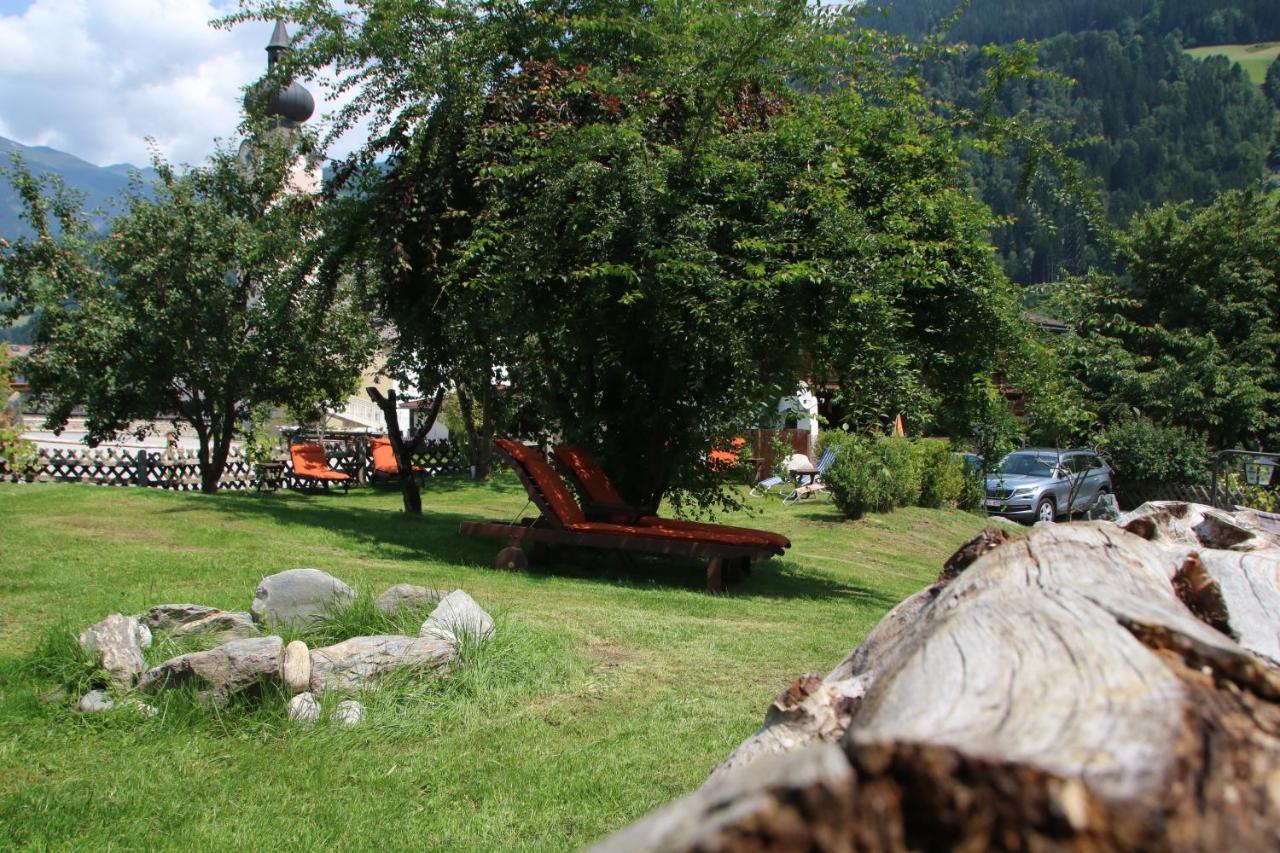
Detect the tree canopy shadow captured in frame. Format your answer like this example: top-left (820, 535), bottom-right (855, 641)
top-left (200, 490), bottom-right (894, 602)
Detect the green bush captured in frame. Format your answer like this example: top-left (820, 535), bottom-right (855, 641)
top-left (1094, 417), bottom-right (1210, 486)
top-left (915, 440), bottom-right (967, 509)
top-left (958, 466), bottom-right (986, 512)
top-left (825, 434), bottom-right (921, 519)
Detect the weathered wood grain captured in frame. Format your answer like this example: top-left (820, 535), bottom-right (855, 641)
top-left (595, 507), bottom-right (1280, 851)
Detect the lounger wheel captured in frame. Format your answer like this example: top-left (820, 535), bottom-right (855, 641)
top-left (495, 546), bottom-right (529, 572)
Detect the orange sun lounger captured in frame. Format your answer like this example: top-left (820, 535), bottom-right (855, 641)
top-left (459, 438), bottom-right (789, 592)
top-left (370, 436), bottom-right (426, 480)
top-left (288, 443), bottom-right (351, 493)
top-left (552, 444), bottom-right (791, 550)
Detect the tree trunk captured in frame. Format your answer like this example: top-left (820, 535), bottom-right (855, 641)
top-left (367, 386), bottom-right (444, 515)
top-left (455, 382), bottom-right (495, 479)
top-left (595, 503), bottom-right (1280, 851)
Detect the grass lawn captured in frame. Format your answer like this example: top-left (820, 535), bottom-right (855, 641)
top-left (1185, 42), bottom-right (1280, 85)
top-left (0, 476), bottom-right (988, 850)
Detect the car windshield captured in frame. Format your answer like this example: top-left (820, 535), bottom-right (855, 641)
top-left (998, 453), bottom-right (1057, 477)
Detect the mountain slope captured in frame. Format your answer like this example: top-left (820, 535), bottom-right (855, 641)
top-left (0, 136), bottom-right (155, 241)
top-left (871, 0), bottom-right (1280, 48)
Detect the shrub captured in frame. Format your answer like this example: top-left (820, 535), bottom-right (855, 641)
top-left (825, 434), bottom-right (921, 519)
top-left (958, 466), bottom-right (986, 512)
top-left (1094, 417), bottom-right (1210, 486)
top-left (916, 440), bottom-right (967, 509)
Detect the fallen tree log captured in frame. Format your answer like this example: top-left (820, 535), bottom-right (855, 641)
top-left (594, 504), bottom-right (1280, 851)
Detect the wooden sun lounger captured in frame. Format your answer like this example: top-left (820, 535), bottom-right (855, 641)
top-left (552, 444), bottom-right (791, 550)
top-left (459, 438), bottom-right (789, 592)
top-left (369, 436), bottom-right (425, 482)
top-left (288, 443), bottom-right (351, 493)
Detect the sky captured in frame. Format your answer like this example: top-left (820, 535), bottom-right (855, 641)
top-left (0, 0), bottom-right (360, 168)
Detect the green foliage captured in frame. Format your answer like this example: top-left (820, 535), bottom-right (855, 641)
top-left (0, 132), bottom-right (375, 492)
top-left (1266, 56), bottom-right (1280, 108)
top-left (872, 0), bottom-right (1277, 284)
top-left (871, 0), bottom-right (1280, 53)
top-left (224, 0), bottom-right (1026, 510)
top-left (1048, 189), bottom-right (1280, 450)
top-left (915, 439), bottom-right (967, 508)
top-left (0, 343), bottom-right (36, 477)
top-left (824, 433), bottom-right (978, 517)
top-left (824, 434), bottom-right (922, 519)
top-left (1094, 417), bottom-right (1210, 486)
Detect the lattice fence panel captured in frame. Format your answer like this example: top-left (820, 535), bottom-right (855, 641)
top-left (6, 438), bottom-right (468, 489)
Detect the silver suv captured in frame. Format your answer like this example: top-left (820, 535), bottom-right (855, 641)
top-left (984, 448), bottom-right (1113, 523)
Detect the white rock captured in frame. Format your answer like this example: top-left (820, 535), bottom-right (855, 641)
top-left (375, 583), bottom-right (445, 614)
top-left (419, 590), bottom-right (495, 645)
top-left (76, 689), bottom-right (114, 713)
top-left (137, 636), bottom-right (283, 702)
top-left (288, 691), bottom-right (321, 724)
top-left (309, 635), bottom-right (454, 692)
top-left (281, 640), bottom-right (311, 695)
top-left (142, 604), bottom-right (219, 631)
top-left (79, 614), bottom-right (152, 690)
top-left (121, 698), bottom-right (159, 718)
top-left (331, 698), bottom-right (365, 728)
top-left (171, 611), bottom-right (258, 641)
top-left (250, 569), bottom-right (356, 630)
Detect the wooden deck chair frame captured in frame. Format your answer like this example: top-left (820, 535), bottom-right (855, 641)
top-left (459, 440), bottom-right (785, 593)
top-left (551, 444), bottom-right (791, 555)
top-left (287, 442), bottom-right (352, 494)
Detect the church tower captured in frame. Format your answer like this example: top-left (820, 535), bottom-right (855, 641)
top-left (240, 19), bottom-right (321, 193)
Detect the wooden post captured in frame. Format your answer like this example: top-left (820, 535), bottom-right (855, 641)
top-left (135, 449), bottom-right (150, 488)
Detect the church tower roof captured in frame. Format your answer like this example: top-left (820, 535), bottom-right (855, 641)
top-left (246, 19), bottom-right (315, 127)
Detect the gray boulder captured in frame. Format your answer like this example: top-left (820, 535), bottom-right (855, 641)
top-left (419, 590), bottom-right (494, 645)
top-left (1087, 493), bottom-right (1122, 522)
top-left (250, 569), bottom-right (355, 630)
top-left (76, 689), bottom-right (115, 713)
top-left (142, 604), bottom-right (219, 632)
top-left (170, 611), bottom-right (258, 641)
top-left (287, 691), bottom-right (321, 724)
top-left (79, 614), bottom-right (152, 689)
top-left (331, 698), bottom-right (365, 728)
top-left (375, 583), bottom-right (445, 614)
top-left (309, 635), bottom-right (454, 692)
top-left (137, 636), bottom-right (283, 702)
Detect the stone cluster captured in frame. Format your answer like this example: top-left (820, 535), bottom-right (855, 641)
top-left (70, 569), bottom-right (491, 728)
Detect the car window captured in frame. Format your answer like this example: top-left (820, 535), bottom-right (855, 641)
top-left (998, 453), bottom-right (1056, 477)
top-left (1089, 456), bottom-right (1104, 470)
top-left (1068, 455), bottom-right (1091, 474)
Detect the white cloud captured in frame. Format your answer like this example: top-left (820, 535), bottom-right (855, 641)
top-left (0, 0), bottom-right (357, 167)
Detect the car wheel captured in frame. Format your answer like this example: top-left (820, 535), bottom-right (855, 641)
top-left (1035, 498), bottom-right (1056, 523)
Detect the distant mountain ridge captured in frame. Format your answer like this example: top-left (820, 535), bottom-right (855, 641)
top-left (0, 136), bottom-right (157, 241)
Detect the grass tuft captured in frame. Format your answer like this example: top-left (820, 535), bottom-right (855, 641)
top-left (22, 622), bottom-right (105, 697)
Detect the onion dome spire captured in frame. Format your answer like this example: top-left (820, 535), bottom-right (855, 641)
top-left (246, 18), bottom-right (315, 128)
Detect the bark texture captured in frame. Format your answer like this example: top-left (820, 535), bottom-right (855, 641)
top-left (594, 503), bottom-right (1280, 852)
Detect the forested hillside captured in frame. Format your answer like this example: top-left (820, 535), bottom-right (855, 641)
top-left (870, 0), bottom-right (1280, 283)
top-left (875, 0), bottom-right (1280, 48)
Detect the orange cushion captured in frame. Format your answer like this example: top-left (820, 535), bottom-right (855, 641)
top-left (495, 438), bottom-right (585, 526)
top-left (290, 444), bottom-right (351, 480)
top-left (552, 445), bottom-right (626, 505)
top-left (567, 520), bottom-right (780, 549)
top-left (636, 516), bottom-right (790, 550)
top-left (371, 437), bottom-right (423, 474)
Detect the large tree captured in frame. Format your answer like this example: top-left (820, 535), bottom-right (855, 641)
top-left (0, 130), bottom-right (374, 492)
top-left (1048, 189), bottom-right (1280, 450)
top-left (229, 0), bottom-right (1028, 509)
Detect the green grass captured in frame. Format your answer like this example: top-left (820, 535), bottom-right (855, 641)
top-left (0, 476), bottom-right (989, 849)
top-left (1185, 42), bottom-right (1280, 85)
